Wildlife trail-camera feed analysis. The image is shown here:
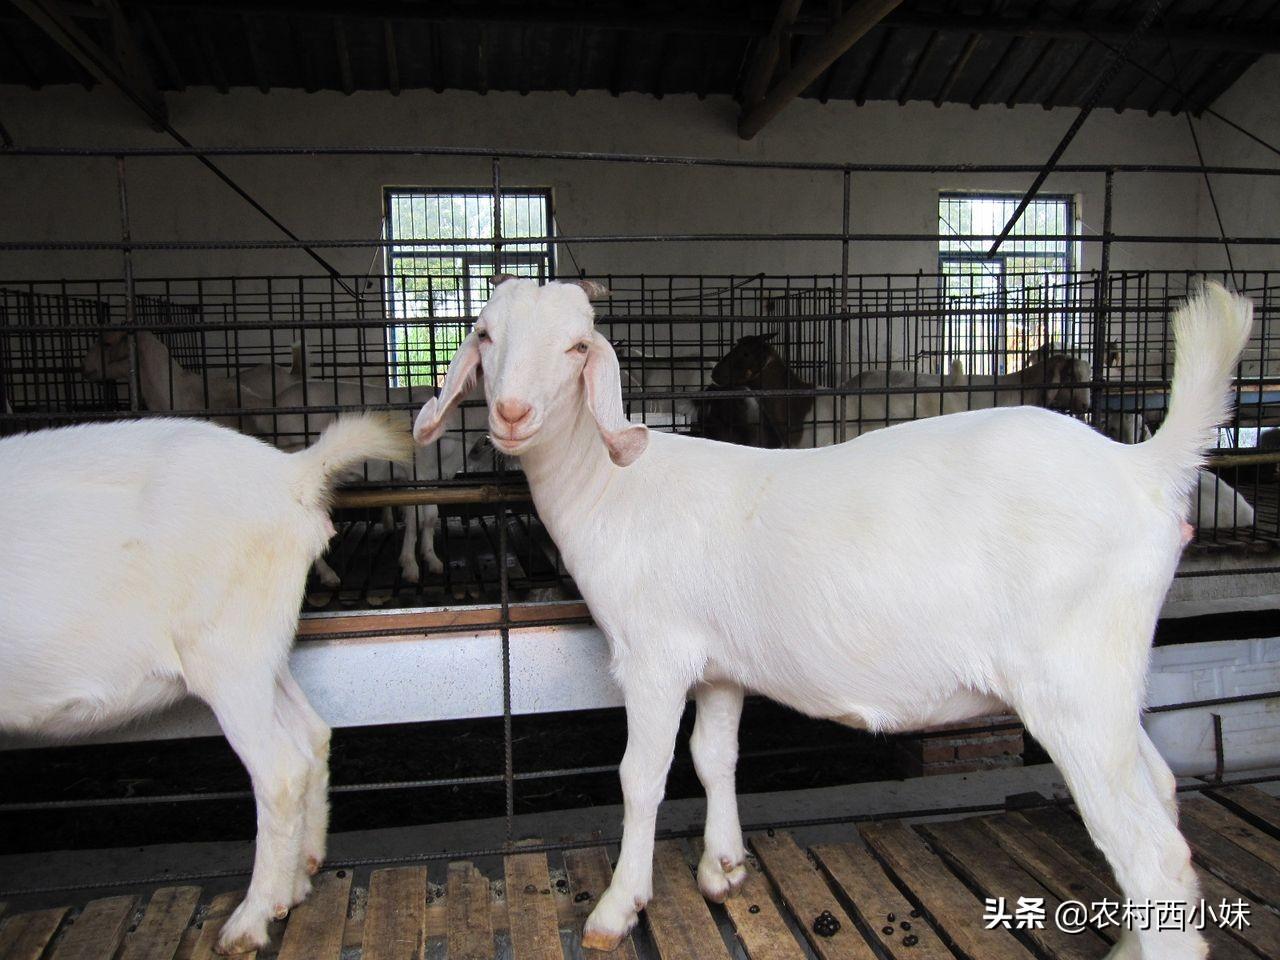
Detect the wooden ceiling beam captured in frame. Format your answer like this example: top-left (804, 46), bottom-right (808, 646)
top-left (334, 16), bottom-right (354, 95)
top-left (121, 3), bottom-right (1280, 55)
top-left (11, 0), bottom-right (167, 124)
top-left (241, 12), bottom-right (269, 92)
top-left (740, 0), bottom-right (804, 111)
top-left (739, 0), bottom-right (904, 138)
top-left (383, 18), bottom-right (400, 95)
top-left (135, 3), bottom-right (184, 91)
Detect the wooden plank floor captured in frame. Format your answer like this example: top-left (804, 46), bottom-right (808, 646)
top-left (4, 787), bottom-right (1280, 959)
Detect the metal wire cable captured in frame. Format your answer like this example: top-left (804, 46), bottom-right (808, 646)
top-left (987, 0), bottom-right (1167, 256)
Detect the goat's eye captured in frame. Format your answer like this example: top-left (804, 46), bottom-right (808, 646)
top-left (475, 329), bottom-right (490, 342)
top-left (574, 341), bottom-right (590, 355)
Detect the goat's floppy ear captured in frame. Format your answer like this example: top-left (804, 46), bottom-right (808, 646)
top-left (583, 331), bottom-right (648, 467)
top-left (413, 331), bottom-right (482, 446)
top-left (569, 279), bottom-right (611, 301)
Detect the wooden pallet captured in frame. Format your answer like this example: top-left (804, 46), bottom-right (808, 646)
top-left (4, 786), bottom-right (1280, 959)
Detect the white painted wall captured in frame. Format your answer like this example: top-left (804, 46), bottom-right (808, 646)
top-left (0, 83), bottom-right (1236, 282)
top-left (1192, 56), bottom-right (1280, 274)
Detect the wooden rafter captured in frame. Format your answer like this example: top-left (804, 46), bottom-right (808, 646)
top-left (738, 0), bottom-right (904, 138)
top-left (739, 0), bottom-right (804, 110)
top-left (135, 3), bottom-right (184, 91)
top-left (334, 16), bottom-right (354, 95)
top-left (12, 0), bottom-right (167, 124)
top-left (241, 12), bottom-right (270, 92)
top-left (383, 19), bottom-right (400, 95)
top-left (896, 28), bottom-right (939, 105)
top-left (853, 26), bottom-right (893, 106)
top-left (934, 31), bottom-right (979, 106)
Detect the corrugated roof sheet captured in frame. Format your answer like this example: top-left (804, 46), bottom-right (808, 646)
top-left (0, 0), bottom-right (1273, 115)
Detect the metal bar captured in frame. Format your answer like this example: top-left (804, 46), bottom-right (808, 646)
top-left (1147, 690), bottom-right (1280, 713)
top-left (4, 773), bottom-right (1276, 898)
top-left (1090, 170), bottom-right (1114, 428)
top-left (115, 156), bottom-right (140, 412)
top-left (10, 231), bottom-right (1280, 252)
top-left (987, 0), bottom-right (1166, 255)
top-left (9, 147), bottom-right (1280, 177)
top-left (1212, 712), bottom-right (1225, 782)
top-left (492, 156), bottom-right (515, 843)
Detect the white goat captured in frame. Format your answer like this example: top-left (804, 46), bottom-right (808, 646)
top-left (1103, 413), bottom-right (1255, 530)
top-left (80, 332), bottom-right (448, 585)
top-left (0, 413), bottom-right (408, 953)
top-left (80, 329), bottom-right (302, 429)
top-left (415, 278), bottom-right (1253, 960)
top-left (262, 377), bottom-right (478, 583)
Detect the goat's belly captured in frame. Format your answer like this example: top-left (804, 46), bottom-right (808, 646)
top-left (0, 669), bottom-right (185, 738)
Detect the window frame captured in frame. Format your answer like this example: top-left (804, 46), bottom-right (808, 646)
top-left (937, 191), bottom-right (1078, 376)
top-left (382, 187), bottom-right (556, 387)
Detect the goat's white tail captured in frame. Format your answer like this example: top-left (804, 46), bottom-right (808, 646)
top-left (291, 413), bottom-right (412, 510)
top-left (1138, 282), bottom-right (1253, 503)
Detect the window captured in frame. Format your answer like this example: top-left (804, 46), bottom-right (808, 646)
top-left (385, 189), bottom-right (553, 387)
top-left (938, 192), bottom-right (1076, 375)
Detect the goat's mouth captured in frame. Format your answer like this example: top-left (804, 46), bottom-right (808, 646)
top-left (488, 425), bottom-right (539, 455)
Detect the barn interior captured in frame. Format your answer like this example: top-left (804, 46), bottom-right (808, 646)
top-left (1, 2), bottom-right (1280, 959)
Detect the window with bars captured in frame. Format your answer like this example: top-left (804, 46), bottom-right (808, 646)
top-left (938, 192), bottom-right (1076, 375)
top-left (384, 189), bottom-right (554, 387)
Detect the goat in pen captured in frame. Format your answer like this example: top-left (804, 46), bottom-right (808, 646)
top-left (414, 277), bottom-right (1254, 960)
top-left (0, 413), bottom-right (409, 953)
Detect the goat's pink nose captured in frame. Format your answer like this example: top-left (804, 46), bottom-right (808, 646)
top-left (496, 398), bottom-right (532, 425)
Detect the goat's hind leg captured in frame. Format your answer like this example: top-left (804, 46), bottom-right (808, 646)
top-left (1015, 681), bottom-right (1204, 960)
top-left (277, 670), bottom-right (331, 881)
top-left (191, 666), bottom-right (313, 954)
top-left (691, 682), bottom-right (747, 902)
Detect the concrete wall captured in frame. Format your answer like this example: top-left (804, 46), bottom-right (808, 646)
top-left (1193, 56), bottom-right (1280, 275)
top-left (0, 83), bottom-right (1232, 282)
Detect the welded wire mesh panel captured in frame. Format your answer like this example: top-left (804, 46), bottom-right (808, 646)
top-left (386, 189), bottom-right (552, 388)
top-left (1, 269), bottom-right (1276, 610)
top-left (939, 193), bottom-right (1076, 376)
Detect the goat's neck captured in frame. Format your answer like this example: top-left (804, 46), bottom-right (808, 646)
top-left (755, 351), bottom-right (815, 445)
top-left (757, 351), bottom-right (811, 390)
top-left (517, 400), bottom-right (617, 540)
top-left (135, 335), bottom-right (190, 412)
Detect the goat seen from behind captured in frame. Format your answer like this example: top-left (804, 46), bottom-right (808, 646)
top-left (415, 278), bottom-right (1253, 960)
top-left (0, 413), bottom-right (409, 954)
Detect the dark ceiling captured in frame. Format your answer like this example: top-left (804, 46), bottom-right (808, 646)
top-left (1, 1), bottom-right (1276, 123)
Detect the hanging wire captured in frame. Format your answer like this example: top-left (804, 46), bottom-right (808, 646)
top-left (988, 0), bottom-right (1167, 256)
top-left (1045, 0), bottom-right (1280, 163)
top-left (1161, 36), bottom-right (1240, 285)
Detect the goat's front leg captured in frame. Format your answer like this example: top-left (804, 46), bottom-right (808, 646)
top-left (691, 682), bottom-right (746, 902)
top-left (582, 678), bottom-right (686, 952)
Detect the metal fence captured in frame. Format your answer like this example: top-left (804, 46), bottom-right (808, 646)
top-left (1, 146), bottom-right (1279, 840)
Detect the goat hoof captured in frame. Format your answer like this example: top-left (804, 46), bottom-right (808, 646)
top-left (425, 557), bottom-right (445, 576)
top-left (215, 905), bottom-right (269, 955)
top-left (698, 851), bottom-right (747, 903)
top-left (272, 903), bottom-right (290, 921)
top-left (291, 874), bottom-right (313, 906)
top-left (581, 928), bottom-right (626, 952)
top-left (584, 892), bottom-right (639, 952)
top-left (213, 933), bottom-right (261, 957)
top-left (306, 855), bottom-right (322, 876)
top-left (400, 562), bottom-right (420, 585)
